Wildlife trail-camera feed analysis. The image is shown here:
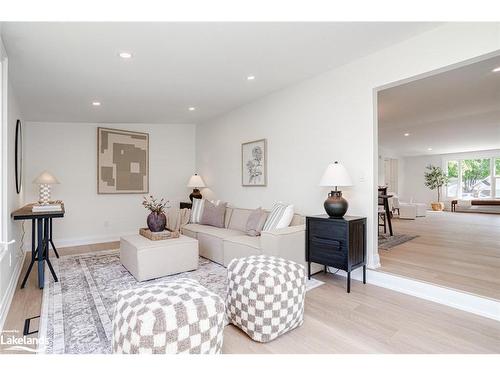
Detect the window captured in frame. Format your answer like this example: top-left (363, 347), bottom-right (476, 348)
top-left (496, 158), bottom-right (500, 198)
top-left (461, 159), bottom-right (491, 199)
top-left (445, 156), bottom-right (499, 199)
top-left (447, 160), bottom-right (459, 197)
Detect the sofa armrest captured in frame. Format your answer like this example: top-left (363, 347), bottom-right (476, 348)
top-left (260, 225), bottom-right (306, 266)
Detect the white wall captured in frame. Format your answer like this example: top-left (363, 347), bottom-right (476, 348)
top-left (24, 122), bottom-right (196, 247)
top-left (400, 154), bottom-right (442, 205)
top-left (196, 23), bottom-right (500, 268)
top-left (0, 42), bottom-right (25, 329)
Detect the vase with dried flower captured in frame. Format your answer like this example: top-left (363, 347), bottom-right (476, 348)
top-left (142, 195), bottom-right (169, 232)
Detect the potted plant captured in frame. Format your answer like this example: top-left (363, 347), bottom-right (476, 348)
top-left (424, 165), bottom-right (449, 211)
top-left (142, 195), bottom-right (169, 232)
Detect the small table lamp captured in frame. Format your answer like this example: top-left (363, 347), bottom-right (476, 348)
top-left (33, 171), bottom-right (60, 205)
top-left (319, 161), bottom-right (353, 218)
top-left (187, 174), bottom-right (206, 202)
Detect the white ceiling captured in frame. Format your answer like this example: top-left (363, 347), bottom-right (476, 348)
top-left (378, 54), bottom-right (500, 156)
top-left (1, 22), bottom-right (441, 124)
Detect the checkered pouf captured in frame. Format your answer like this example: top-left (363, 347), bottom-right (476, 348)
top-left (112, 278), bottom-right (225, 354)
top-left (226, 255), bottom-right (306, 343)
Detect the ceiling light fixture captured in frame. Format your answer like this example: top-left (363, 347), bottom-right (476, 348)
top-left (492, 66), bottom-right (500, 72)
top-left (404, 133), bottom-right (410, 137)
top-left (119, 52), bottom-right (133, 59)
top-left (247, 75), bottom-right (256, 80)
top-left (427, 147), bottom-right (433, 151)
top-left (188, 107), bottom-right (196, 111)
top-left (92, 101), bottom-right (101, 106)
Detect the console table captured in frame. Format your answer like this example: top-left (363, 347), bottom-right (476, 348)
top-left (306, 215), bottom-right (366, 293)
top-left (11, 204), bottom-right (64, 289)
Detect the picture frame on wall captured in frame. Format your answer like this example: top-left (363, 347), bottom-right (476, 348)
top-left (97, 127), bottom-right (149, 194)
top-left (242, 138), bottom-right (267, 186)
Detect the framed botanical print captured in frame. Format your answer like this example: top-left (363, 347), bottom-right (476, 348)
top-left (97, 127), bottom-right (149, 194)
top-left (242, 138), bottom-right (267, 186)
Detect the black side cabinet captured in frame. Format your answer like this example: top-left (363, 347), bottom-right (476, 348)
top-left (306, 215), bottom-right (367, 293)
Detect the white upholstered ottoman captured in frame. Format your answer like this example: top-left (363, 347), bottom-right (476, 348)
top-left (112, 279), bottom-right (225, 354)
top-left (120, 234), bottom-right (198, 282)
top-left (226, 255), bottom-right (306, 343)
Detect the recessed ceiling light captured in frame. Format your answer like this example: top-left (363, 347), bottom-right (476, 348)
top-left (427, 147), bottom-right (433, 151)
top-left (247, 75), bottom-right (255, 80)
top-left (492, 66), bottom-right (500, 72)
top-left (119, 52), bottom-right (133, 59)
top-left (404, 133), bottom-right (410, 137)
top-left (188, 107), bottom-right (196, 111)
top-left (92, 101), bottom-right (101, 106)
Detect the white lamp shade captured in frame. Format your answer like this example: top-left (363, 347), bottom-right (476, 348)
top-left (33, 171), bottom-right (60, 185)
top-left (187, 174), bottom-right (206, 188)
top-left (319, 162), bottom-right (352, 188)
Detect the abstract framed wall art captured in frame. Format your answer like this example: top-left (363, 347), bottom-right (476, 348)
top-left (241, 138), bottom-right (267, 186)
top-left (97, 127), bottom-right (149, 194)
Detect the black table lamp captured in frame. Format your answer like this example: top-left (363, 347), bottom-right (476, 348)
top-left (319, 161), bottom-right (353, 218)
top-left (187, 174), bottom-right (206, 202)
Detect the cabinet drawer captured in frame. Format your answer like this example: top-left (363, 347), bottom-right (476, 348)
top-left (308, 220), bottom-right (347, 241)
top-left (308, 236), bottom-right (346, 266)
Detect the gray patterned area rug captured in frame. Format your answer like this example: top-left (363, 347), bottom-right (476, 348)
top-left (378, 234), bottom-right (419, 250)
top-left (38, 249), bottom-right (323, 354)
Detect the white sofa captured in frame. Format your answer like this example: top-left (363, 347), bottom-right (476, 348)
top-left (182, 206), bottom-right (321, 273)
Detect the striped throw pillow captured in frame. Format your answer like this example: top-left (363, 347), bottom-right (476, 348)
top-left (262, 202), bottom-right (294, 231)
top-left (190, 198), bottom-right (205, 223)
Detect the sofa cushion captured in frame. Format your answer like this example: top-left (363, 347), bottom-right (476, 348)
top-left (224, 235), bottom-right (261, 249)
top-left (190, 198), bottom-right (204, 223)
top-left (200, 200), bottom-right (227, 228)
top-left (223, 236), bottom-right (262, 267)
top-left (182, 223), bottom-right (245, 239)
top-left (228, 208), bottom-right (253, 231)
top-left (245, 207), bottom-right (267, 236)
top-left (262, 202), bottom-right (294, 231)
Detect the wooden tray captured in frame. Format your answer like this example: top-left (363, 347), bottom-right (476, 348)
top-left (139, 228), bottom-right (180, 241)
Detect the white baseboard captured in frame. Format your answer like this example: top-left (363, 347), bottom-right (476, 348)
top-left (23, 231), bottom-right (136, 251)
top-left (333, 267), bottom-right (500, 322)
top-left (0, 251), bottom-right (25, 332)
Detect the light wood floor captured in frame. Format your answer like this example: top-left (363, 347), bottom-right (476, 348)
top-left (2, 241), bottom-right (499, 354)
top-left (378, 211), bottom-right (500, 301)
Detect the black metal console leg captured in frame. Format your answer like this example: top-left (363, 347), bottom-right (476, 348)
top-left (363, 265), bottom-right (366, 284)
top-left (44, 218), bottom-right (58, 282)
top-left (347, 272), bottom-right (351, 293)
top-left (37, 218), bottom-right (44, 289)
top-left (307, 262), bottom-right (311, 280)
top-left (49, 218), bottom-right (60, 258)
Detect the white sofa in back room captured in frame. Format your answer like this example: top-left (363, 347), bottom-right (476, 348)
top-left (181, 206), bottom-right (322, 273)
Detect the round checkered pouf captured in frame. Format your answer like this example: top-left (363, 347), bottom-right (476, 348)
top-left (112, 278), bottom-right (225, 354)
top-left (226, 255), bottom-right (306, 343)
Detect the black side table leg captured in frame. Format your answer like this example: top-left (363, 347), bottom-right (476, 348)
top-left (307, 261), bottom-right (311, 280)
top-left (363, 265), bottom-right (366, 284)
top-left (37, 218), bottom-right (44, 289)
top-left (44, 218), bottom-right (58, 282)
top-left (49, 218), bottom-right (60, 258)
top-left (347, 271), bottom-right (351, 293)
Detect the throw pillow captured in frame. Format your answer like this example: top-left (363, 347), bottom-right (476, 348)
top-left (262, 202), bottom-right (294, 231)
top-left (245, 207), bottom-right (267, 236)
top-left (190, 198), bottom-right (205, 223)
top-left (200, 200), bottom-right (227, 228)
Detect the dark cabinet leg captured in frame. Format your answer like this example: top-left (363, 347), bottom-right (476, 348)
top-left (347, 271), bottom-right (351, 293)
top-left (308, 262), bottom-right (311, 280)
top-left (363, 265), bottom-right (366, 284)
